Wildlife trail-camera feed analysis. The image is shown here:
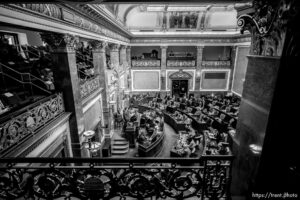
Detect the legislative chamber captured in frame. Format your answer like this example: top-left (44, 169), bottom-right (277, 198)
top-left (0, 1), bottom-right (299, 200)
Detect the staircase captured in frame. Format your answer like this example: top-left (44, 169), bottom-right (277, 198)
top-left (111, 138), bottom-right (129, 156)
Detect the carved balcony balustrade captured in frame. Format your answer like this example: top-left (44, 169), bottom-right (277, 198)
top-left (167, 60), bottom-right (196, 67)
top-left (0, 156), bottom-right (234, 200)
top-left (201, 60), bottom-right (231, 68)
top-left (132, 59), bottom-right (161, 67)
top-left (0, 93), bottom-right (65, 157)
top-left (80, 75), bottom-right (101, 99)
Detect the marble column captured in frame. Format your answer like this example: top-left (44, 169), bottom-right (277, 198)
top-left (228, 46), bottom-right (237, 91)
top-left (120, 45), bottom-right (128, 95)
top-left (160, 46), bottom-right (168, 91)
top-left (40, 33), bottom-right (83, 157)
top-left (126, 46), bottom-right (132, 92)
top-left (109, 44), bottom-right (121, 111)
top-left (90, 40), bottom-right (110, 137)
top-left (231, 55), bottom-right (281, 196)
top-left (195, 45), bottom-right (204, 93)
top-left (120, 45), bottom-right (127, 71)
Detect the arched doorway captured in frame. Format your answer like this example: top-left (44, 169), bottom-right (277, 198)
top-left (169, 69), bottom-right (192, 98)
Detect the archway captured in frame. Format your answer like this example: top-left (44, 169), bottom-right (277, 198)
top-left (169, 69), bottom-right (192, 98)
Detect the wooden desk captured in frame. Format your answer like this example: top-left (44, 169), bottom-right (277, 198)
top-left (138, 131), bottom-right (165, 157)
top-left (164, 112), bottom-right (186, 133)
top-left (125, 125), bottom-right (136, 148)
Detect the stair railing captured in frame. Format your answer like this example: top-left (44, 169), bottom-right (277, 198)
top-left (0, 63), bottom-right (51, 95)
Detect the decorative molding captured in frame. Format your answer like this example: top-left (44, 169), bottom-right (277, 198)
top-left (201, 60), bottom-right (231, 67)
top-left (167, 60), bottom-right (196, 67)
top-left (131, 36), bottom-right (251, 46)
top-left (237, 0), bottom-right (297, 56)
top-left (80, 75), bottom-right (101, 99)
top-left (169, 69), bottom-right (193, 79)
top-left (0, 94), bottom-right (65, 156)
top-left (109, 43), bottom-right (120, 51)
top-left (40, 32), bottom-right (77, 51)
top-left (89, 40), bottom-right (107, 51)
top-left (132, 60), bottom-right (161, 67)
top-left (9, 4), bottom-right (130, 43)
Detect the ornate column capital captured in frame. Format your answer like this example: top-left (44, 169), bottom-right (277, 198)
top-left (237, 0), bottom-right (297, 56)
top-left (40, 32), bottom-right (78, 52)
top-left (109, 43), bottom-right (120, 52)
top-left (196, 45), bottom-right (204, 51)
top-left (89, 40), bottom-right (107, 51)
top-left (126, 46), bottom-right (131, 50)
top-left (160, 45), bottom-right (168, 50)
top-left (120, 45), bottom-right (127, 50)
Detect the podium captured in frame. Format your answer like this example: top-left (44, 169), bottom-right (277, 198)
top-left (125, 125), bottom-right (136, 148)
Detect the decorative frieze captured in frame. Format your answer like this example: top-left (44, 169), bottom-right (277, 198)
top-left (202, 60), bottom-right (231, 67)
top-left (89, 40), bottom-right (107, 52)
top-left (80, 75), bottom-right (101, 99)
top-left (132, 60), bottom-right (161, 67)
top-left (11, 4), bottom-right (129, 43)
top-left (40, 32), bottom-right (77, 51)
top-left (167, 60), bottom-right (196, 67)
top-left (0, 94), bottom-right (64, 155)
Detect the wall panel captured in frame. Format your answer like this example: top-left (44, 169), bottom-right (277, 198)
top-left (200, 69), bottom-right (230, 91)
top-left (232, 46), bottom-right (250, 96)
top-left (132, 70), bottom-right (160, 91)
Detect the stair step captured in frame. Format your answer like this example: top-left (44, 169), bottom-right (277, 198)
top-left (113, 138), bottom-right (127, 141)
top-left (113, 141), bottom-right (129, 145)
top-left (112, 145), bottom-right (129, 151)
top-left (111, 149), bottom-right (129, 155)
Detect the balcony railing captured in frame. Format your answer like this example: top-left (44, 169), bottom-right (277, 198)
top-left (201, 60), bottom-right (231, 67)
top-left (0, 156), bottom-right (234, 200)
top-left (167, 60), bottom-right (196, 67)
top-left (132, 59), bottom-right (161, 67)
top-left (0, 93), bottom-right (64, 156)
top-left (80, 75), bottom-right (101, 99)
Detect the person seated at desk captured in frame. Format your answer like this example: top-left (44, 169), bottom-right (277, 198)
top-left (185, 137), bottom-right (196, 157)
top-left (176, 113), bottom-right (183, 121)
top-left (194, 107), bottom-right (202, 115)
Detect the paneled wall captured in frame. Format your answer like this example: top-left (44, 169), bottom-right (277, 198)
top-left (232, 46), bottom-right (250, 96)
top-left (131, 70), bottom-right (160, 91)
top-left (200, 69), bottom-right (230, 91)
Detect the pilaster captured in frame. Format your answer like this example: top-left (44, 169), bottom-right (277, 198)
top-left (160, 46), bottom-right (168, 91)
top-left (195, 45), bottom-right (204, 91)
top-left (228, 46), bottom-right (237, 91)
top-left (90, 40), bottom-right (110, 137)
top-left (40, 32), bottom-right (83, 157)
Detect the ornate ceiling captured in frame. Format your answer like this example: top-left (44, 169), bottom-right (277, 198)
top-left (97, 3), bottom-right (252, 36)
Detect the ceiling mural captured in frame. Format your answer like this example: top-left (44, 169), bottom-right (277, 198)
top-left (101, 4), bottom-right (244, 34)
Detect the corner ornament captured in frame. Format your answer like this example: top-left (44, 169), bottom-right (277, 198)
top-left (237, 0), bottom-right (297, 56)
